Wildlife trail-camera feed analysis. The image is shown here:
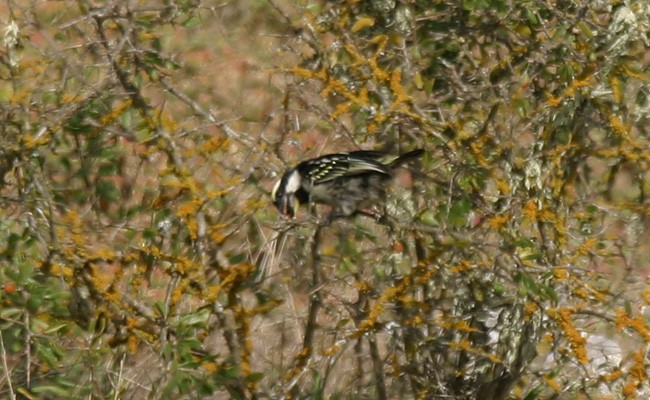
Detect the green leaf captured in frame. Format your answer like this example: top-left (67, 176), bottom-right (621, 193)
top-left (246, 372), bottom-right (265, 383)
top-left (336, 319), bottom-right (350, 329)
top-left (17, 261), bottom-right (35, 284)
top-left (178, 308), bottom-right (210, 328)
top-left (44, 323), bottom-right (70, 334)
top-left (493, 282), bottom-right (505, 295)
top-left (420, 210), bottom-right (437, 226)
top-left (341, 257), bottom-right (357, 273)
top-left (213, 365), bottom-right (241, 386)
top-left (448, 196), bottom-right (472, 227)
top-left (31, 385), bottom-right (72, 397)
top-left (36, 343), bottom-right (62, 368)
top-left (155, 301), bottom-right (168, 319)
top-left (228, 253), bottom-right (246, 264)
top-left (178, 338), bottom-right (203, 356)
top-left (16, 387), bottom-right (37, 400)
top-left (540, 285), bottom-right (558, 302)
top-left (462, 0), bottom-right (490, 10)
top-left (522, 252), bottom-right (543, 261)
top-left (3, 232), bottom-right (20, 257)
top-left (96, 179), bottom-right (121, 202)
top-left (515, 272), bottom-right (539, 297)
top-left (516, 237), bottom-right (535, 248)
top-left (624, 300), bottom-right (632, 315)
top-left (142, 227), bottom-right (157, 241)
top-left (523, 382), bottom-right (544, 400)
top-left (525, 9), bottom-right (538, 25)
top-left (183, 16), bottom-right (202, 28)
top-left (26, 294), bottom-right (42, 313)
top-left (0, 307), bottom-right (23, 320)
top-left (98, 163), bottom-right (118, 176)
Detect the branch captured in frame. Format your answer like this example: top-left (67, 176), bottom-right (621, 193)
top-left (287, 223), bottom-right (324, 397)
top-left (0, 330), bottom-right (16, 400)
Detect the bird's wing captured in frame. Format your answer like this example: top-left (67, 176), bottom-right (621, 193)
top-left (300, 153), bottom-right (391, 184)
top-left (348, 149), bottom-right (424, 167)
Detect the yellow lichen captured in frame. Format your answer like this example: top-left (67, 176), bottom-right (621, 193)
top-left (547, 308), bottom-right (588, 365)
top-left (351, 16), bottom-right (374, 32)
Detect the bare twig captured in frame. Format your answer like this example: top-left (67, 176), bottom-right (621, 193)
top-left (0, 329), bottom-right (16, 400)
top-left (287, 223), bottom-right (324, 397)
top-left (368, 331), bottom-right (387, 400)
top-left (22, 294), bottom-right (31, 389)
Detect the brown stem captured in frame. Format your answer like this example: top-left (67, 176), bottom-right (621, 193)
top-left (368, 333), bottom-right (387, 400)
top-left (288, 224), bottom-right (324, 397)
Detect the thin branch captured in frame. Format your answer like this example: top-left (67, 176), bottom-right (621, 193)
top-left (159, 78), bottom-right (256, 147)
top-left (367, 332), bottom-right (387, 400)
top-left (288, 223), bottom-right (324, 397)
top-left (22, 294), bottom-right (31, 389)
top-left (0, 330), bottom-right (16, 400)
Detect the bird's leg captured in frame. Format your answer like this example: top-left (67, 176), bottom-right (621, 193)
top-left (324, 210), bottom-right (345, 224)
top-left (324, 208), bottom-right (387, 224)
top-left (358, 208), bottom-right (396, 230)
top-left (358, 208), bottom-right (383, 221)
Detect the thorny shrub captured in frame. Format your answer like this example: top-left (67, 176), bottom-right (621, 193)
top-left (0, 0), bottom-right (649, 399)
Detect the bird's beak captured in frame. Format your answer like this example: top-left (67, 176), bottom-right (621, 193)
top-left (282, 195), bottom-right (291, 216)
top-left (283, 194), bottom-right (299, 218)
top-left (276, 193), bottom-right (298, 218)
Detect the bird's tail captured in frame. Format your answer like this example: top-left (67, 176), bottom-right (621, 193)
top-left (390, 149), bottom-right (424, 167)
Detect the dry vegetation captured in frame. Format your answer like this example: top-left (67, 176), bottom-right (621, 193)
top-left (1, 0), bottom-right (650, 399)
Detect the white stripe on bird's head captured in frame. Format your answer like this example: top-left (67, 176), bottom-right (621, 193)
top-left (284, 169), bottom-right (301, 194)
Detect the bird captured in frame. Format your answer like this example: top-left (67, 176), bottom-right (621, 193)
top-left (271, 149), bottom-right (423, 219)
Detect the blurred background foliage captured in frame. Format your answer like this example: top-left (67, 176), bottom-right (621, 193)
top-left (0, 0), bottom-right (649, 399)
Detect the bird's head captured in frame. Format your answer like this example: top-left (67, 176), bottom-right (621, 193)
top-left (271, 168), bottom-right (302, 217)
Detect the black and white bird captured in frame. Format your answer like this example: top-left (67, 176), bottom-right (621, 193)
top-left (271, 149), bottom-right (423, 219)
